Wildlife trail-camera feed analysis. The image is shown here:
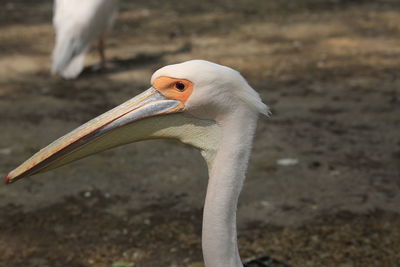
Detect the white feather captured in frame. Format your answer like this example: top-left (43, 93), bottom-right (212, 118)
top-left (52, 0), bottom-right (118, 79)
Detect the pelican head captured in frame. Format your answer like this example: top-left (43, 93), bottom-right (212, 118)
top-left (6, 60), bottom-right (270, 266)
top-left (6, 60), bottom-right (268, 184)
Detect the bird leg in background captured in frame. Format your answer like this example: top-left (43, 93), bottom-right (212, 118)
top-left (97, 35), bottom-right (106, 69)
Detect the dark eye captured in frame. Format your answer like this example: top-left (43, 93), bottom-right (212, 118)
top-left (175, 82), bottom-right (185, 91)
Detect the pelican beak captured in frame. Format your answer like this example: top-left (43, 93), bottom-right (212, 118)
top-left (5, 87), bottom-right (185, 184)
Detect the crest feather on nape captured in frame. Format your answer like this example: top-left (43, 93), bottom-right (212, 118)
top-left (234, 74), bottom-right (270, 116)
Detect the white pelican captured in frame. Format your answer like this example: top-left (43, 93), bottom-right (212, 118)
top-left (6, 60), bottom-right (269, 267)
top-left (51, 0), bottom-right (118, 79)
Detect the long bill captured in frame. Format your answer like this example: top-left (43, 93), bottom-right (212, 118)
top-left (5, 88), bottom-right (184, 184)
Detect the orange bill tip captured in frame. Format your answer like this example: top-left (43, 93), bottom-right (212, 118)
top-left (5, 173), bottom-right (11, 185)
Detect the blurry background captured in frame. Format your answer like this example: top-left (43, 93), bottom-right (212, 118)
top-left (0, 0), bottom-right (399, 266)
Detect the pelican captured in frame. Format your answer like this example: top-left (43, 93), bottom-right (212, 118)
top-left (51, 0), bottom-right (118, 79)
top-left (6, 60), bottom-right (269, 266)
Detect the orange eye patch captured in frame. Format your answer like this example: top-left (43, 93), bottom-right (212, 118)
top-left (152, 76), bottom-right (193, 103)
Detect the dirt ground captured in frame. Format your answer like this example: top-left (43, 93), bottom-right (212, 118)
top-left (0, 0), bottom-right (399, 266)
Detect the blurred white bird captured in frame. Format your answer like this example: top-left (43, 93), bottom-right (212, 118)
top-left (52, 0), bottom-right (118, 79)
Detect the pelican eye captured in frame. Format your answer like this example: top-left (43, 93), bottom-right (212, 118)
top-left (175, 82), bottom-right (186, 91)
